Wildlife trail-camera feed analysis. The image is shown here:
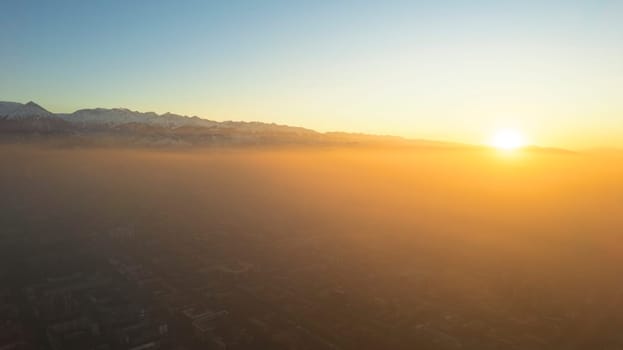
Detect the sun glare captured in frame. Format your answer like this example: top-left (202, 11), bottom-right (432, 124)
top-left (491, 128), bottom-right (525, 150)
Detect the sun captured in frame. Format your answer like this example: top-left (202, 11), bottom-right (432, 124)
top-left (490, 128), bottom-right (525, 150)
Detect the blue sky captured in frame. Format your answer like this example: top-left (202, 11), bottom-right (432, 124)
top-left (1, 0), bottom-right (622, 147)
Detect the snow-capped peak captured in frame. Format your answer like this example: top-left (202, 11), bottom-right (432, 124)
top-left (58, 107), bottom-right (219, 128)
top-left (0, 101), bottom-right (53, 119)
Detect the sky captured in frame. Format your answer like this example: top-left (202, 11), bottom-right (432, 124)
top-left (1, 0), bottom-right (622, 148)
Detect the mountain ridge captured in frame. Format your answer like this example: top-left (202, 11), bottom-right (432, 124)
top-left (0, 100), bottom-right (575, 153)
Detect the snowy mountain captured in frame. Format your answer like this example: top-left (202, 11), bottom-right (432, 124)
top-left (0, 101), bottom-right (54, 119)
top-left (58, 108), bottom-right (219, 129)
top-left (58, 107), bottom-right (315, 135)
top-left (0, 100), bottom-right (321, 145)
top-left (0, 101), bottom-right (315, 132)
top-left (0, 100), bottom-right (467, 149)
